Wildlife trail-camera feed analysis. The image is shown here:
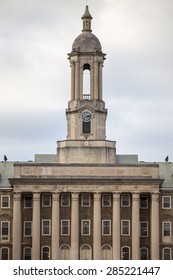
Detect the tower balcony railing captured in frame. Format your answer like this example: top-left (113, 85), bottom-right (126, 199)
top-left (83, 94), bottom-right (91, 100)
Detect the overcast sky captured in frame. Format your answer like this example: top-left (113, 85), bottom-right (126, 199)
top-left (0, 0), bottom-right (173, 163)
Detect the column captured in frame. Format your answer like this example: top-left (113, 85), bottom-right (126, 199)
top-left (75, 60), bottom-right (80, 99)
top-left (112, 193), bottom-right (121, 259)
top-left (94, 59), bottom-right (99, 100)
top-left (71, 193), bottom-right (79, 259)
top-left (93, 193), bottom-right (101, 259)
top-left (151, 193), bottom-right (159, 260)
top-left (51, 192), bottom-right (60, 260)
top-left (71, 61), bottom-right (75, 100)
top-left (32, 192), bottom-right (41, 260)
top-left (98, 62), bottom-right (103, 100)
top-left (12, 192), bottom-right (22, 260)
top-left (132, 193), bottom-right (140, 259)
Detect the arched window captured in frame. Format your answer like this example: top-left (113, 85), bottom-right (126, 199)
top-left (162, 247), bottom-right (171, 260)
top-left (80, 244), bottom-right (92, 260)
top-left (60, 244), bottom-right (70, 260)
top-left (1, 247), bottom-right (9, 260)
top-left (101, 244), bottom-right (112, 260)
top-left (41, 246), bottom-right (50, 260)
top-left (83, 64), bottom-right (91, 100)
top-left (140, 247), bottom-right (148, 260)
top-left (121, 246), bottom-right (130, 260)
top-left (23, 247), bottom-right (32, 260)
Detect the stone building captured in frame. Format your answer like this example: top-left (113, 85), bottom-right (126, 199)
top-left (0, 6), bottom-right (173, 260)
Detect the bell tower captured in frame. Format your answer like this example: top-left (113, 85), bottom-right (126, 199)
top-left (57, 6), bottom-right (116, 163)
top-left (67, 5), bottom-right (107, 141)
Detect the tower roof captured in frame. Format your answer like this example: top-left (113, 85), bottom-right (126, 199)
top-left (71, 6), bottom-right (102, 53)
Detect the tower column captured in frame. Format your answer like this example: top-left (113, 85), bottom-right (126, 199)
top-left (93, 193), bottom-right (101, 259)
top-left (51, 192), bottom-right (60, 260)
top-left (112, 192), bottom-right (121, 259)
top-left (94, 58), bottom-right (99, 99)
top-left (75, 60), bottom-right (80, 99)
top-left (99, 62), bottom-right (103, 100)
top-left (71, 193), bottom-right (79, 259)
top-left (132, 192), bottom-right (140, 259)
top-left (151, 193), bottom-right (159, 259)
top-left (71, 61), bottom-right (75, 100)
top-left (12, 192), bottom-right (22, 260)
top-left (32, 192), bottom-right (41, 260)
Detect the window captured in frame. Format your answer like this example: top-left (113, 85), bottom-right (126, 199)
top-left (61, 220), bottom-right (70, 235)
top-left (162, 248), bottom-right (171, 260)
top-left (162, 196), bottom-right (171, 209)
top-left (81, 194), bottom-right (90, 207)
top-left (42, 194), bottom-right (51, 207)
top-left (81, 220), bottom-right (90, 235)
top-left (24, 221), bottom-right (32, 237)
top-left (1, 247), bottom-right (9, 260)
top-left (24, 195), bottom-right (32, 208)
top-left (23, 247), bottom-right (31, 260)
top-left (83, 121), bottom-right (91, 134)
top-left (140, 196), bottom-right (148, 208)
top-left (162, 222), bottom-right (171, 237)
top-left (102, 220), bottom-right (111, 235)
top-left (1, 195), bottom-right (10, 208)
top-left (42, 220), bottom-right (51, 236)
top-left (121, 246), bottom-right (130, 260)
top-left (121, 220), bottom-right (130, 236)
top-left (1, 221), bottom-right (10, 241)
top-left (140, 222), bottom-right (148, 237)
top-left (61, 193), bottom-right (70, 207)
top-left (140, 248), bottom-right (148, 260)
top-left (121, 194), bottom-right (130, 207)
top-left (42, 246), bottom-right (50, 260)
top-left (102, 194), bottom-right (111, 207)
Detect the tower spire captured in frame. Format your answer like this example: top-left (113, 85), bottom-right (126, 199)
top-left (81, 5), bottom-right (92, 32)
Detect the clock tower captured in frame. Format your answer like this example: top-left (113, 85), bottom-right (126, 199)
top-left (57, 6), bottom-right (116, 163)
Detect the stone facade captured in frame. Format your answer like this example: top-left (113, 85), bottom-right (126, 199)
top-left (0, 6), bottom-right (173, 260)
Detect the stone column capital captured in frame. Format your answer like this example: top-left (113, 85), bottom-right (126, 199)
top-left (93, 193), bottom-right (101, 201)
top-left (113, 192), bottom-right (121, 201)
top-left (132, 192), bottom-right (140, 201)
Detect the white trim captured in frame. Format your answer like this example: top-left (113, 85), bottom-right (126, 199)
top-left (1, 221), bottom-right (10, 242)
top-left (162, 196), bottom-right (171, 209)
top-left (140, 221), bottom-right (148, 237)
top-left (24, 221), bottom-right (32, 237)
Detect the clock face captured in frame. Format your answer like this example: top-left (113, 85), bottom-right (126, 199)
top-left (82, 111), bottom-right (91, 122)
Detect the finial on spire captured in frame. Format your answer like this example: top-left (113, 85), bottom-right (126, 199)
top-left (81, 5), bottom-right (92, 32)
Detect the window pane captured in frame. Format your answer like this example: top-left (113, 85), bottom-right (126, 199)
top-left (61, 194), bottom-right (70, 206)
top-left (102, 194), bottom-right (111, 207)
top-left (1, 196), bottom-right (10, 208)
top-left (122, 220), bottom-right (130, 235)
top-left (24, 196), bottom-right (32, 208)
top-left (163, 248), bottom-right (171, 260)
top-left (42, 194), bottom-right (51, 206)
top-left (140, 222), bottom-right (148, 237)
top-left (163, 197), bottom-right (171, 209)
top-left (1, 248), bottom-right (9, 260)
top-left (82, 220), bottom-right (90, 235)
top-left (121, 195), bottom-right (130, 207)
top-left (24, 248), bottom-right (31, 260)
top-left (102, 220), bottom-right (111, 235)
top-left (42, 247), bottom-right (50, 260)
top-left (140, 196), bottom-right (148, 208)
top-left (82, 194), bottom-right (90, 207)
top-left (61, 220), bottom-right (70, 235)
top-left (163, 222), bottom-right (171, 236)
top-left (42, 220), bottom-right (50, 235)
top-left (24, 222), bottom-right (32, 236)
